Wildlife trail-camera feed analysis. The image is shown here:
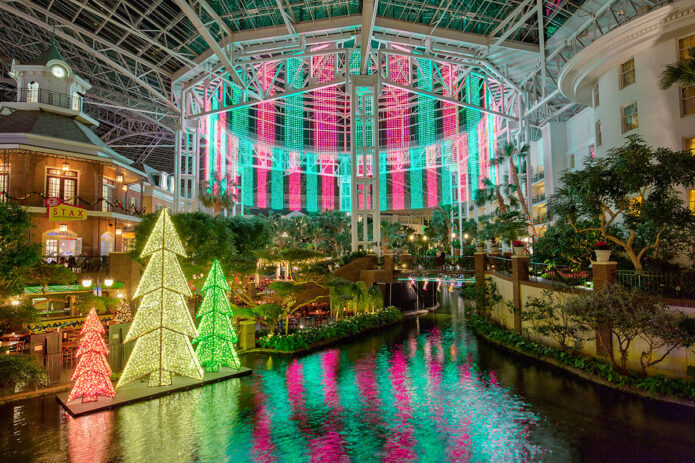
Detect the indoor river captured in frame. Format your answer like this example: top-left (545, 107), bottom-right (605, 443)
top-left (1, 292), bottom-right (694, 462)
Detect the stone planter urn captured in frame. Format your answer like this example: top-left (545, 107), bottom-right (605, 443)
top-left (513, 246), bottom-right (526, 257)
top-left (595, 249), bottom-right (612, 262)
top-left (490, 246), bottom-right (500, 255)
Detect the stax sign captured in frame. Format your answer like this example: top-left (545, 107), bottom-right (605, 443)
top-left (45, 197), bottom-right (87, 222)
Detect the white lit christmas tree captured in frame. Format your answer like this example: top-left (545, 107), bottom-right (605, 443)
top-left (194, 260), bottom-right (241, 372)
top-left (117, 208), bottom-right (203, 388)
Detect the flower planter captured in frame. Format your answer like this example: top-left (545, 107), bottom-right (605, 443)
top-left (490, 246), bottom-right (500, 255)
top-left (513, 246), bottom-right (525, 257)
top-left (595, 250), bottom-right (612, 262)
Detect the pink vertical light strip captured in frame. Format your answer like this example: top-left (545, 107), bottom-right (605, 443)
top-left (256, 63), bottom-right (276, 209)
top-left (426, 147), bottom-right (438, 207)
top-left (386, 55), bottom-right (410, 210)
top-left (215, 85), bottom-right (225, 195)
top-left (313, 55), bottom-right (337, 211)
top-left (289, 151), bottom-right (301, 211)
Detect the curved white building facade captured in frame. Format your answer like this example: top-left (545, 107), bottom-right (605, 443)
top-left (529, 0), bottom-right (695, 226)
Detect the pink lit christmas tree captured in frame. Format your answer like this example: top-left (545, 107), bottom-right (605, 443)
top-left (67, 308), bottom-right (116, 403)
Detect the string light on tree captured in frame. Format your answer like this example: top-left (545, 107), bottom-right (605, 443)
top-left (117, 208), bottom-right (203, 388)
top-left (194, 260), bottom-right (241, 372)
top-left (67, 308), bottom-right (115, 403)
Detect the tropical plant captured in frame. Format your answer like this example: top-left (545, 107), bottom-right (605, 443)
top-left (478, 210), bottom-right (528, 247)
top-left (493, 142), bottom-right (533, 223)
top-left (424, 205), bottom-right (454, 248)
top-left (659, 47), bottom-right (695, 90)
top-left (28, 262), bottom-right (77, 297)
top-left (0, 354), bottom-right (48, 396)
top-left (520, 290), bottom-right (587, 354)
top-left (549, 136), bottom-right (695, 270)
top-left (199, 173), bottom-right (238, 216)
top-left (0, 201), bottom-right (42, 300)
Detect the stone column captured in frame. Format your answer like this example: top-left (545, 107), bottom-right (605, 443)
top-left (239, 320), bottom-right (256, 351)
top-left (592, 261), bottom-right (617, 357)
top-left (511, 256), bottom-right (530, 334)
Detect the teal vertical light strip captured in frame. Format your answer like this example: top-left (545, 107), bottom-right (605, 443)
top-left (350, 51), bottom-right (361, 75)
top-left (306, 152), bottom-right (318, 212)
top-left (271, 148), bottom-right (284, 210)
top-left (466, 75), bottom-right (481, 201)
top-left (339, 153), bottom-right (351, 211)
top-left (410, 148), bottom-right (423, 209)
top-left (285, 58), bottom-right (304, 210)
top-left (379, 151), bottom-right (387, 211)
top-left (440, 140), bottom-right (452, 205)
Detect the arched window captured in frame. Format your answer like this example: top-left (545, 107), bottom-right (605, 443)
top-left (27, 82), bottom-right (39, 103)
top-left (100, 232), bottom-right (114, 256)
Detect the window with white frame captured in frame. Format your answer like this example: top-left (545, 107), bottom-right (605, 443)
top-left (622, 102), bottom-right (639, 133)
top-left (678, 35), bottom-right (695, 60)
top-left (46, 168), bottom-right (78, 204)
top-left (684, 136), bottom-right (695, 154)
top-left (0, 164), bottom-right (9, 201)
top-left (620, 58), bottom-right (636, 89)
top-left (681, 86), bottom-right (695, 116)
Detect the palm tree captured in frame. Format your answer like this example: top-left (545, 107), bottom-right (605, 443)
top-left (659, 47), bottom-right (695, 90)
top-left (493, 142), bottom-right (532, 222)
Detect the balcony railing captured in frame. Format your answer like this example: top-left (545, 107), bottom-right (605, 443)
top-left (44, 255), bottom-right (109, 274)
top-left (531, 172), bottom-right (545, 183)
top-left (15, 88), bottom-right (99, 120)
top-left (532, 193), bottom-right (546, 204)
top-left (617, 270), bottom-right (695, 300)
top-left (534, 213), bottom-right (547, 224)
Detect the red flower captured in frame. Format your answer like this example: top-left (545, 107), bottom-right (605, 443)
top-left (512, 240), bottom-right (525, 247)
top-left (594, 241), bottom-right (610, 250)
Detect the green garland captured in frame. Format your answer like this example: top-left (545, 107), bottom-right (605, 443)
top-left (258, 307), bottom-right (403, 352)
top-left (467, 314), bottom-right (695, 402)
top-left (0, 191), bottom-right (145, 215)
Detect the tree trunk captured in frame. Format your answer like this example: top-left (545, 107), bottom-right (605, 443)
top-left (625, 246), bottom-right (643, 271)
top-left (509, 158), bottom-right (532, 223)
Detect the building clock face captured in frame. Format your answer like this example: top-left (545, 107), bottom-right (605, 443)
top-left (51, 64), bottom-right (66, 78)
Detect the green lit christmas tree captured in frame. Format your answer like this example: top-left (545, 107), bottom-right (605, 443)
top-left (194, 260), bottom-right (241, 372)
top-left (117, 208), bottom-right (203, 388)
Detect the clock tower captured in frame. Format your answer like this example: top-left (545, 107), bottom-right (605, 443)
top-left (6, 41), bottom-right (95, 126)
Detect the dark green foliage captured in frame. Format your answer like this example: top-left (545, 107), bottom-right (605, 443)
top-left (75, 293), bottom-right (119, 315)
top-left (549, 136), bottom-right (695, 270)
top-left (468, 315), bottom-right (695, 401)
top-left (0, 201), bottom-right (41, 299)
top-left (478, 210), bottom-right (528, 246)
top-left (533, 220), bottom-right (601, 268)
top-left (27, 262), bottom-right (77, 296)
top-left (0, 355), bottom-right (48, 395)
top-left (0, 302), bottom-right (38, 334)
top-left (257, 307), bottom-right (402, 352)
top-left (459, 279), bottom-right (501, 317)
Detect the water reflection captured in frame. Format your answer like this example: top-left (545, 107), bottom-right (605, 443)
top-left (245, 327), bottom-right (542, 462)
top-left (67, 411), bottom-right (113, 463)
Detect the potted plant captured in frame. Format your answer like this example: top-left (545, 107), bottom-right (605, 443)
top-left (594, 241), bottom-right (611, 262)
top-left (512, 240), bottom-right (526, 257)
top-left (490, 237), bottom-right (500, 255)
top-left (475, 240), bottom-right (485, 252)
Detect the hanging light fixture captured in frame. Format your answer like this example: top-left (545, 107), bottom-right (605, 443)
top-left (104, 278), bottom-right (113, 287)
top-left (116, 228), bottom-right (123, 235)
top-left (116, 173), bottom-right (124, 183)
top-left (81, 278), bottom-right (93, 288)
top-left (62, 161), bottom-right (69, 172)
top-left (59, 223), bottom-right (68, 232)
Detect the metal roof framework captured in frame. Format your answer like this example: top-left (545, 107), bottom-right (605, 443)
top-left (0, 0), bottom-right (671, 171)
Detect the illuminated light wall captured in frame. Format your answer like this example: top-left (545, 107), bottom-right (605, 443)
top-left (486, 85), bottom-right (497, 184)
top-left (256, 62), bottom-right (276, 209)
top-left (313, 55), bottom-right (337, 211)
top-left (416, 58), bottom-right (438, 208)
top-left (466, 75), bottom-right (482, 201)
top-left (379, 151), bottom-right (387, 211)
top-left (229, 77), bottom-right (254, 209)
top-left (286, 58), bottom-right (304, 211)
top-left (440, 64), bottom-right (458, 206)
top-left (386, 55), bottom-right (410, 210)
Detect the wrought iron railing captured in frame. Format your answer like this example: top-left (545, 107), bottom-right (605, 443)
top-left (529, 262), bottom-right (590, 288)
top-left (532, 193), bottom-right (546, 204)
top-left (531, 171), bottom-right (545, 183)
top-left (487, 256), bottom-right (513, 276)
top-left (617, 270), bottom-right (695, 300)
top-left (44, 255), bottom-right (109, 273)
top-left (15, 88), bottom-right (99, 120)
